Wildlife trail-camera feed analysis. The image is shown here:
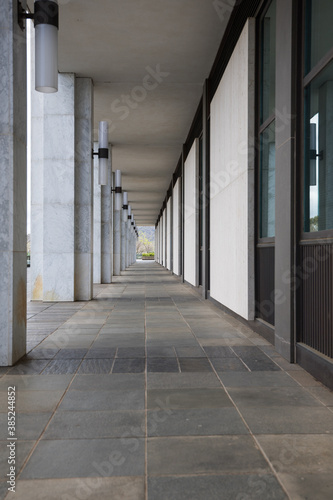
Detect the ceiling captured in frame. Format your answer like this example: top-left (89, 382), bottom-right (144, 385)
top-left (28, 0), bottom-right (232, 225)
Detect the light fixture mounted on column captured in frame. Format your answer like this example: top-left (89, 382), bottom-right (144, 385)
top-left (122, 192), bottom-right (128, 211)
top-left (92, 122), bottom-right (109, 186)
top-left (112, 170), bottom-right (123, 210)
top-left (18, 0), bottom-right (59, 93)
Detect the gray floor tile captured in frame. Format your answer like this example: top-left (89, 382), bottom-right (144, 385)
top-left (78, 359), bottom-right (113, 374)
top-left (0, 413), bottom-right (52, 440)
top-left (85, 348), bottom-right (117, 359)
top-left (43, 410), bottom-right (145, 439)
top-left (54, 349), bottom-right (88, 359)
top-left (147, 373), bottom-right (221, 389)
top-left (20, 438), bottom-right (145, 478)
top-left (25, 348), bottom-right (60, 360)
top-left (0, 390), bottom-right (65, 413)
top-left (228, 387), bottom-right (322, 408)
top-left (257, 434), bottom-right (333, 473)
top-left (147, 408), bottom-right (248, 436)
top-left (0, 482), bottom-right (7, 500)
top-left (212, 358), bottom-right (248, 371)
top-left (112, 358), bottom-right (145, 373)
top-left (70, 374), bottom-right (145, 391)
top-left (13, 477), bottom-right (145, 500)
top-left (0, 440), bottom-right (35, 477)
top-left (148, 436), bottom-right (270, 475)
top-left (148, 475), bottom-right (287, 500)
top-left (59, 389), bottom-right (144, 411)
top-left (219, 371), bottom-right (300, 387)
top-left (147, 388), bottom-right (232, 409)
top-left (178, 358), bottom-right (212, 372)
top-left (147, 347), bottom-right (176, 357)
top-left (7, 360), bottom-right (50, 375)
top-left (0, 375), bottom-right (73, 392)
top-left (147, 357), bottom-right (179, 373)
top-left (116, 347), bottom-right (145, 358)
top-left (42, 360), bottom-right (81, 375)
top-left (278, 473), bottom-right (333, 500)
top-left (242, 407), bottom-right (333, 434)
top-left (203, 346), bottom-right (236, 357)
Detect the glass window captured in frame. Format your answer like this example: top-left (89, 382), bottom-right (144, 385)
top-left (304, 61), bottom-right (333, 232)
top-left (305, 0), bottom-right (333, 75)
top-left (260, 121), bottom-right (276, 238)
top-left (260, 0), bottom-right (276, 124)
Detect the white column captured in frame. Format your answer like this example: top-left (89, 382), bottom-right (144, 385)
top-left (0, 0), bottom-right (27, 365)
top-left (74, 78), bottom-right (94, 300)
top-left (101, 145), bottom-right (112, 283)
top-left (43, 74), bottom-right (76, 301)
top-left (93, 141), bottom-right (101, 283)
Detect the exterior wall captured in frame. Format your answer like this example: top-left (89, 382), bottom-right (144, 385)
top-left (173, 178), bottom-right (181, 275)
top-left (162, 212), bottom-right (166, 266)
top-left (184, 140), bottom-right (198, 286)
top-left (166, 197), bottom-right (172, 270)
top-left (210, 19), bottom-right (255, 320)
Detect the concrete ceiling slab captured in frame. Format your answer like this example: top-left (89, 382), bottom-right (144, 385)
top-left (28, 0), bottom-right (232, 224)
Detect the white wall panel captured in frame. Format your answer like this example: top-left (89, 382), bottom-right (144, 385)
top-left (173, 179), bottom-right (180, 275)
top-left (210, 19), bottom-right (255, 320)
top-left (184, 140), bottom-right (198, 286)
top-left (166, 197), bottom-right (172, 270)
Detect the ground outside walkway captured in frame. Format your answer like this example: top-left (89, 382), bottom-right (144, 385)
top-left (1, 262), bottom-right (333, 500)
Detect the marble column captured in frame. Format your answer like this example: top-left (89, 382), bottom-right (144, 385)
top-left (74, 78), bottom-right (94, 300)
top-left (101, 145), bottom-right (112, 283)
top-left (31, 73), bottom-right (94, 302)
top-left (0, 0), bottom-right (27, 365)
top-left (93, 141), bottom-right (101, 283)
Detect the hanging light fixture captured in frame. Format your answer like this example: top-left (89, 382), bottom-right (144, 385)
top-left (19, 0), bottom-right (59, 93)
top-left (92, 122), bottom-right (109, 185)
top-left (122, 192), bottom-right (128, 211)
top-left (114, 170), bottom-right (122, 210)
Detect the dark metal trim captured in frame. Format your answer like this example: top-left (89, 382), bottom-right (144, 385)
top-left (115, 187), bottom-right (122, 194)
top-left (98, 148), bottom-right (109, 159)
top-left (34, 0), bottom-right (59, 28)
top-left (303, 46), bottom-right (333, 88)
top-left (183, 98), bottom-right (203, 161)
top-left (128, 215), bottom-right (131, 220)
top-left (122, 204), bottom-right (128, 210)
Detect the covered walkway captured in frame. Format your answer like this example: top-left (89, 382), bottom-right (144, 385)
top-left (1, 262), bottom-right (333, 499)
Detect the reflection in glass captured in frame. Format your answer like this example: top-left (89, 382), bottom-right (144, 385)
top-left (260, 0), bottom-right (276, 124)
top-left (304, 61), bottom-right (333, 232)
top-left (260, 121), bottom-right (275, 238)
top-left (305, 0), bottom-right (333, 75)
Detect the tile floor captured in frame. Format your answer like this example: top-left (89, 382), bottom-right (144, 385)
top-left (1, 262), bottom-right (333, 499)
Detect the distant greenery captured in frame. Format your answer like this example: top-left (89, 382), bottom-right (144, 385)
top-left (142, 252), bottom-right (155, 257)
top-left (310, 215), bottom-right (318, 232)
top-left (137, 226), bottom-right (155, 254)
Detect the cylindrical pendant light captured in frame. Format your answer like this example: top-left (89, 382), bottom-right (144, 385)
top-left (128, 205), bottom-right (131, 220)
top-left (115, 170), bottom-right (122, 210)
top-left (123, 191), bottom-right (128, 209)
top-left (35, 0), bottom-right (59, 93)
top-left (98, 121), bottom-right (109, 185)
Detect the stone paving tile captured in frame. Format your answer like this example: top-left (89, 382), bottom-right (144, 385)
top-left (147, 388), bottom-right (232, 409)
top-left (42, 360), bottom-right (81, 375)
top-left (12, 478), bottom-right (145, 500)
top-left (0, 413), bottom-right (52, 440)
top-left (42, 410), bottom-right (145, 439)
top-left (178, 357), bottom-right (212, 372)
top-left (54, 349), bottom-right (88, 359)
top-left (147, 408), bottom-right (248, 437)
top-left (20, 438), bottom-right (145, 479)
top-left (112, 358), bottom-right (145, 373)
top-left (148, 436), bottom-right (270, 475)
top-left (116, 347), bottom-right (146, 358)
top-left (6, 360), bottom-right (50, 376)
top-left (211, 358), bottom-right (248, 372)
top-left (60, 389), bottom-right (145, 411)
top-left (148, 475), bottom-right (288, 500)
top-left (147, 357), bottom-right (179, 373)
top-left (78, 359), bottom-right (113, 374)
